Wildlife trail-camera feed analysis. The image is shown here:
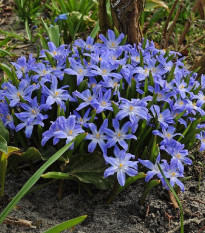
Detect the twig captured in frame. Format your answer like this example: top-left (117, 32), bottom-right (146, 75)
top-left (178, 0), bottom-right (202, 47)
top-left (3, 217), bottom-right (36, 228)
top-left (168, 218), bottom-right (205, 233)
top-left (163, 0), bottom-right (179, 40)
top-left (145, 204), bottom-right (150, 217)
top-left (185, 196), bottom-right (205, 205)
top-left (165, 0), bottom-right (184, 48)
top-left (198, 225), bottom-right (205, 233)
top-left (168, 190), bottom-right (179, 209)
top-left (178, 19), bottom-right (191, 46)
top-left (179, 35), bottom-right (205, 53)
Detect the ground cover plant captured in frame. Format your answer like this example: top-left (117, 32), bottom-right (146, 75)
top-left (0, 29), bottom-right (204, 196)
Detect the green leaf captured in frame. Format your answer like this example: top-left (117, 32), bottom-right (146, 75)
top-left (0, 37), bottom-right (12, 46)
top-left (145, 0), bottom-right (168, 12)
top-left (25, 20), bottom-right (32, 41)
top-left (90, 20), bottom-right (99, 39)
top-left (43, 215), bottom-right (87, 233)
top-left (0, 140), bottom-right (74, 224)
top-left (69, 153), bottom-right (110, 190)
top-left (42, 171), bottom-right (73, 180)
top-left (0, 119), bottom-right (9, 142)
top-left (0, 135), bottom-right (8, 154)
top-left (47, 25), bottom-right (60, 47)
top-left (8, 147), bottom-right (42, 166)
top-left (0, 63), bottom-right (13, 80)
top-left (0, 49), bottom-right (15, 57)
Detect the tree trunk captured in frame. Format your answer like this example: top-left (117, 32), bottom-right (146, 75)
top-left (110, 0), bottom-right (145, 44)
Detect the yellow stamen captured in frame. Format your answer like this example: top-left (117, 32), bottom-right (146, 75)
top-left (78, 69), bottom-right (82, 74)
top-left (158, 94), bottom-right (162, 98)
top-left (167, 133), bottom-right (171, 138)
top-left (102, 69), bottom-right (106, 74)
top-left (6, 115), bottom-right (11, 120)
top-left (99, 58), bottom-right (102, 61)
top-left (69, 130), bottom-right (73, 134)
top-left (171, 172), bottom-right (176, 176)
top-left (17, 92), bottom-right (20, 96)
top-left (111, 42), bottom-right (115, 47)
top-left (129, 106), bottom-right (134, 111)
top-left (53, 51), bottom-right (57, 55)
top-left (43, 69), bottom-right (46, 75)
top-left (117, 133), bottom-right (121, 138)
top-left (32, 110), bottom-right (36, 114)
top-left (176, 154), bottom-right (181, 158)
top-left (96, 133), bottom-right (100, 139)
top-left (88, 96), bottom-right (92, 101)
top-left (119, 163), bottom-right (123, 168)
top-left (87, 45), bottom-right (91, 48)
top-left (55, 91), bottom-right (58, 96)
top-left (102, 101), bottom-right (106, 106)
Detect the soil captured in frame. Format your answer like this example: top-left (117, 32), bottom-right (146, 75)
top-left (0, 1), bottom-right (205, 233)
top-left (0, 161), bottom-right (205, 233)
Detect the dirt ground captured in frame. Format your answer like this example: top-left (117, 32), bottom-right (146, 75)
top-left (0, 164), bottom-right (205, 233)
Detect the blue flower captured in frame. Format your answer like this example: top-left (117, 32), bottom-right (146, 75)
top-left (64, 58), bottom-right (93, 85)
top-left (152, 126), bottom-right (182, 145)
top-left (85, 119), bottom-right (108, 155)
top-left (53, 115), bottom-right (84, 148)
top-left (91, 89), bottom-right (113, 114)
top-left (196, 131), bottom-right (205, 152)
top-left (15, 97), bottom-right (48, 124)
top-left (159, 159), bottom-right (185, 192)
top-left (102, 119), bottom-right (137, 150)
top-left (0, 99), bottom-right (15, 130)
top-left (151, 105), bottom-right (174, 128)
top-left (42, 116), bottom-right (65, 146)
top-left (116, 98), bottom-right (149, 125)
top-left (91, 61), bottom-right (122, 82)
top-left (54, 13), bottom-right (68, 23)
top-left (41, 76), bottom-right (75, 110)
top-left (2, 80), bottom-right (38, 107)
top-left (138, 154), bottom-right (163, 182)
top-left (104, 146), bottom-right (138, 186)
top-left (73, 89), bottom-right (97, 111)
top-left (99, 29), bottom-right (125, 50)
top-left (73, 108), bottom-right (91, 127)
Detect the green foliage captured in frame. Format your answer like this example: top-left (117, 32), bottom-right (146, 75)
top-left (44, 0), bottom-right (99, 42)
top-left (13, 0), bottom-right (44, 22)
top-left (42, 152), bottom-right (111, 190)
top-left (43, 215), bottom-right (87, 233)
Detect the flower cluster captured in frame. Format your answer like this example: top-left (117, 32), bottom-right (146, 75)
top-left (0, 30), bottom-right (204, 190)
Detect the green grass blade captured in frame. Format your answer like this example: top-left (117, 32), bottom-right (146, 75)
top-left (157, 163), bottom-right (184, 233)
top-left (25, 20), bottom-right (32, 41)
top-left (0, 49), bottom-right (15, 58)
top-left (43, 215), bottom-right (87, 233)
top-left (90, 20), bottom-right (99, 39)
top-left (0, 140), bottom-right (74, 224)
